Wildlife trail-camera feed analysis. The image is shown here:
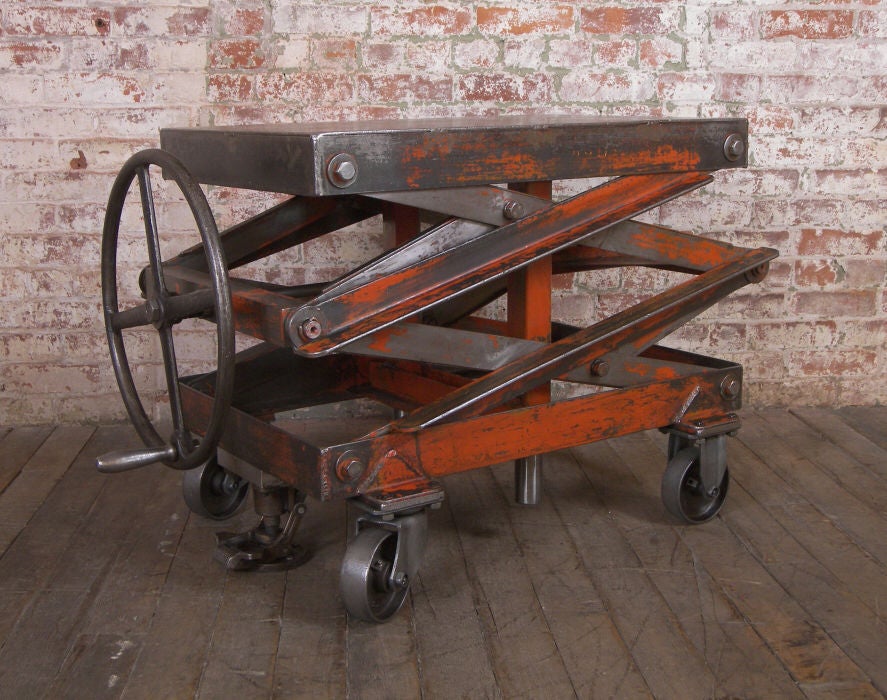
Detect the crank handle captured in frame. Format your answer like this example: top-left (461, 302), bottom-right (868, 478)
top-left (96, 445), bottom-right (176, 473)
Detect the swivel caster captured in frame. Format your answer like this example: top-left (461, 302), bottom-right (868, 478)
top-left (661, 433), bottom-right (729, 524)
top-left (182, 455), bottom-right (248, 520)
top-left (340, 508), bottom-right (428, 623)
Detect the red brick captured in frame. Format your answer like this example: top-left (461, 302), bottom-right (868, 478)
top-left (112, 7), bottom-right (211, 36)
top-left (760, 11), bottom-right (854, 40)
top-left (595, 40), bottom-right (635, 68)
top-left (716, 74), bottom-right (761, 103)
top-left (363, 43), bottom-right (406, 71)
top-left (0, 42), bottom-right (64, 69)
top-left (476, 6), bottom-right (573, 36)
top-left (657, 73), bottom-right (715, 102)
top-left (810, 169), bottom-right (886, 197)
top-left (794, 259), bottom-right (841, 287)
top-left (356, 74), bottom-right (452, 102)
top-left (746, 106), bottom-right (795, 134)
top-left (798, 229), bottom-right (883, 256)
top-left (371, 6), bottom-right (471, 37)
top-left (747, 321), bottom-right (839, 350)
top-left (792, 290), bottom-right (877, 317)
top-left (548, 38), bottom-right (595, 68)
top-left (837, 319), bottom-right (887, 348)
top-left (3, 7), bottom-right (111, 36)
top-left (255, 73), bottom-right (353, 104)
top-left (210, 39), bottom-right (265, 69)
top-left (580, 7), bottom-right (679, 35)
top-left (559, 71), bottom-right (654, 103)
top-left (712, 292), bottom-right (788, 321)
top-left (788, 349), bottom-right (878, 377)
top-left (843, 259), bottom-right (887, 289)
top-left (639, 37), bottom-right (683, 68)
top-left (312, 39), bottom-right (358, 70)
top-left (224, 8), bottom-right (265, 36)
top-left (858, 11), bottom-right (887, 39)
top-left (454, 40), bottom-right (500, 70)
top-left (208, 74), bottom-right (253, 102)
top-left (710, 10), bottom-right (758, 42)
top-left (457, 73), bottom-right (551, 102)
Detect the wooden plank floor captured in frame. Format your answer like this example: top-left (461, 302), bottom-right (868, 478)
top-left (0, 408), bottom-right (885, 699)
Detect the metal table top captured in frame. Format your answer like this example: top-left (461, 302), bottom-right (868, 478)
top-left (160, 116), bottom-right (747, 196)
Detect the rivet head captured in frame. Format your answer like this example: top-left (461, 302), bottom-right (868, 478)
top-left (327, 153), bottom-right (358, 187)
top-left (502, 200), bottom-right (525, 220)
top-left (590, 359), bottom-right (610, 377)
top-left (723, 133), bottom-right (745, 162)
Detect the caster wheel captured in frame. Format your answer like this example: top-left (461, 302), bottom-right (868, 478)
top-left (661, 446), bottom-right (729, 524)
top-left (183, 456), bottom-right (248, 520)
top-left (340, 527), bottom-right (410, 623)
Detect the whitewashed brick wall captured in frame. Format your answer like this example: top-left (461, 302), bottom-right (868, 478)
top-left (0, 1), bottom-right (884, 424)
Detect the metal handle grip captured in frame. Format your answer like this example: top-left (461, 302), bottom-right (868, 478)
top-left (96, 445), bottom-right (176, 473)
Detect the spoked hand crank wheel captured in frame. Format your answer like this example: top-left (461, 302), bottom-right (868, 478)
top-left (98, 149), bottom-right (234, 472)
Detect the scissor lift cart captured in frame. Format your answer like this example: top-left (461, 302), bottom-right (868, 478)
top-left (97, 117), bottom-right (777, 622)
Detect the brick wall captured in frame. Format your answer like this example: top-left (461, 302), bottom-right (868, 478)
top-left (0, 1), bottom-right (884, 424)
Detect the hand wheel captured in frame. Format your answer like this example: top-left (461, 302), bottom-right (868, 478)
top-left (98, 148), bottom-right (234, 473)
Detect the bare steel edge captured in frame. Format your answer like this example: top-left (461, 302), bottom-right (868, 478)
top-left (160, 118), bottom-right (748, 197)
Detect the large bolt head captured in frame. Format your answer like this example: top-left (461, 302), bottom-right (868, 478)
top-left (720, 374), bottom-right (741, 399)
top-left (327, 153), bottom-right (358, 187)
top-left (502, 199), bottom-right (525, 220)
top-left (335, 451), bottom-right (365, 482)
top-left (723, 133), bottom-right (745, 162)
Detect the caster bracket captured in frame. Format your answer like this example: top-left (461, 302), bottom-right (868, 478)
top-left (354, 509), bottom-right (428, 591)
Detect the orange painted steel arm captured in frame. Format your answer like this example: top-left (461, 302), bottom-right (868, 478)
top-left (288, 171), bottom-right (713, 355)
top-left (389, 247), bottom-right (775, 431)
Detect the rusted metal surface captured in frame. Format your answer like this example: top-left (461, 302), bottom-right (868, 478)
top-left (102, 117), bottom-right (777, 612)
top-left (159, 117), bottom-right (747, 196)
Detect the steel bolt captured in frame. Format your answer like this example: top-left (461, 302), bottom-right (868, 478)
top-left (327, 153), bottom-right (358, 187)
top-left (299, 317), bottom-right (323, 341)
top-left (723, 133), bottom-right (745, 162)
top-left (721, 374), bottom-right (741, 399)
top-left (744, 263), bottom-right (769, 284)
top-left (335, 452), bottom-right (365, 482)
top-left (146, 298), bottom-right (163, 325)
top-left (590, 359), bottom-right (610, 377)
top-left (393, 572), bottom-right (409, 588)
top-left (502, 200), bottom-right (525, 220)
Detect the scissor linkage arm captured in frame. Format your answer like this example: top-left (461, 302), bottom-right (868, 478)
top-left (286, 172), bottom-right (712, 355)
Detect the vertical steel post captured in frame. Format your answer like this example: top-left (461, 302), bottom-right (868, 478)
top-left (508, 181), bottom-right (552, 505)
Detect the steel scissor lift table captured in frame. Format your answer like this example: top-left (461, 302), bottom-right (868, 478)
top-left (98, 117), bottom-right (777, 622)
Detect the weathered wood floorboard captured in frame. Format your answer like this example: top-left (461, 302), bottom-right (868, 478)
top-left (593, 435), bottom-right (805, 699)
top-left (0, 413), bottom-right (884, 699)
top-left (837, 406), bottom-right (887, 452)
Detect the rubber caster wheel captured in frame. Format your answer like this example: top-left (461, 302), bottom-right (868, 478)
top-left (183, 456), bottom-right (248, 520)
top-left (661, 446), bottom-right (729, 524)
top-left (340, 527), bottom-right (410, 623)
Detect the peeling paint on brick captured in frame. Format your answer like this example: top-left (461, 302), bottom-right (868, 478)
top-left (0, 0), bottom-right (883, 422)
